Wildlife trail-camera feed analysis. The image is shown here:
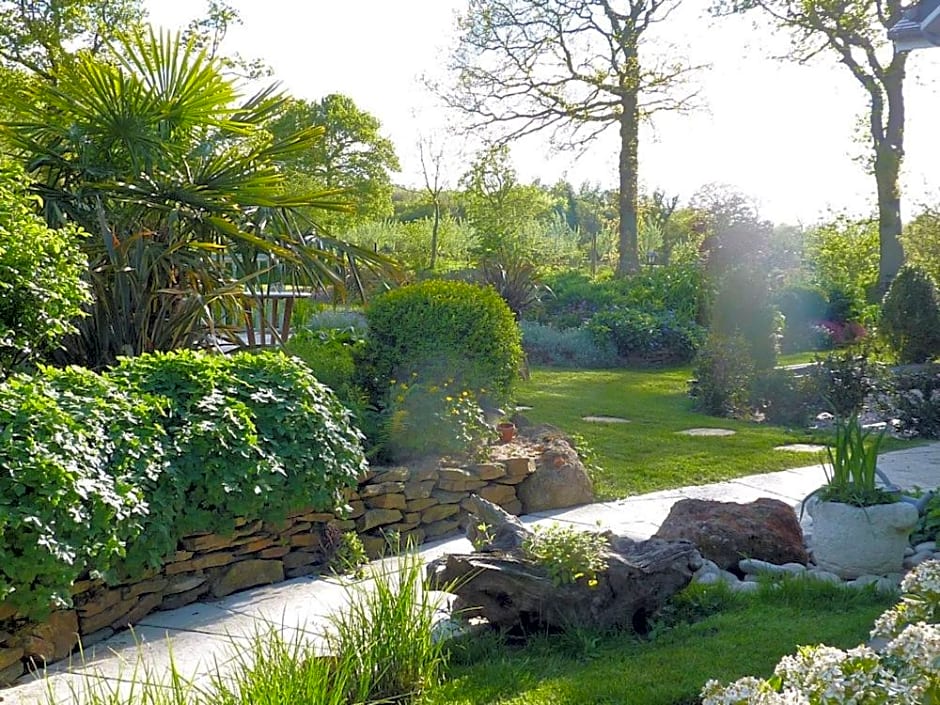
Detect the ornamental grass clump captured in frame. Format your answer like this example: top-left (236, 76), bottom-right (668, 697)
top-left (820, 414), bottom-right (895, 507)
top-left (700, 559), bottom-right (940, 705)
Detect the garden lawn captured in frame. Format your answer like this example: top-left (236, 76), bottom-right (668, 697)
top-left (423, 583), bottom-right (892, 705)
top-left (516, 367), bottom-right (914, 500)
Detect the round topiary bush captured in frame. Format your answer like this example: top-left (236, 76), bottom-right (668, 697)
top-left (881, 266), bottom-right (940, 364)
top-left (361, 280), bottom-right (523, 408)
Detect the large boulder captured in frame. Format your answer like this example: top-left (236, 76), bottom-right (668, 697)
top-left (654, 497), bottom-right (807, 571)
top-left (517, 437), bottom-right (594, 513)
top-left (428, 497), bottom-right (700, 633)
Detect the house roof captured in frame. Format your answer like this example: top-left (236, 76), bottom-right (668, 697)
top-left (889, 0), bottom-right (940, 51)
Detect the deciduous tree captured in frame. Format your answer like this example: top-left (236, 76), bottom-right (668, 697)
top-left (714, 0), bottom-right (907, 293)
top-left (268, 94), bottom-right (401, 231)
top-left (441, 0), bottom-right (700, 276)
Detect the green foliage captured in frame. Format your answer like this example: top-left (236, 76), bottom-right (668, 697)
top-left (0, 351), bottom-right (366, 617)
top-left (820, 415), bottom-right (894, 506)
top-left (776, 284), bottom-right (829, 353)
top-left (587, 307), bottom-right (704, 365)
top-left (805, 216), bottom-right (880, 324)
top-left (890, 367), bottom-right (940, 439)
top-left (520, 321), bottom-right (620, 368)
top-left (880, 266), bottom-right (940, 364)
top-left (4, 30), bottom-right (383, 368)
top-left (692, 333), bottom-right (756, 417)
top-left (475, 249), bottom-right (548, 319)
top-left (812, 350), bottom-right (875, 417)
top-left (709, 266), bottom-right (780, 370)
top-left (0, 0), bottom-right (143, 79)
top-left (0, 367), bottom-right (161, 617)
top-left (267, 93), bottom-right (401, 230)
top-left (538, 264), bottom-right (705, 329)
top-left (110, 350), bottom-right (366, 567)
top-left (322, 525), bottom-right (368, 577)
top-left (901, 206), bottom-right (940, 286)
top-left (912, 492), bottom-right (940, 544)
top-left (521, 525), bottom-right (609, 587)
top-left (0, 158), bottom-right (89, 375)
top-left (362, 279), bottom-right (523, 407)
top-left (285, 328), bottom-right (362, 398)
top-left (459, 144), bottom-right (555, 258)
top-left (749, 368), bottom-right (820, 427)
top-left (326, 546), bottom-right (451, 702)
top-left (384, 377), bottom-right (490, 461)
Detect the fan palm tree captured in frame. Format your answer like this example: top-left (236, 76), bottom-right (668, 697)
top-left (2, 29), bottom-right (395, 367)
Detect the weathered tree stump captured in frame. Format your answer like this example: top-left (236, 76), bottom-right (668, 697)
top-left (428, 496), bottom-right (701, 633)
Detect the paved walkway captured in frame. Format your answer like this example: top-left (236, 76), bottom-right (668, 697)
top-left (6, 444), bottom-right (940, 705)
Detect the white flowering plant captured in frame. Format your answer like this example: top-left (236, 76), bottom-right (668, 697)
top-left (701, 559), bottom-right (940, 705)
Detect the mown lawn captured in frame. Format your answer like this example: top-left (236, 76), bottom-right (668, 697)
top-left (516, 366), bottom-right (914, 500)
top-left (425, 581), bottom-right (892, 705)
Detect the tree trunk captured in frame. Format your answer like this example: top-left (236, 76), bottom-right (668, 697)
top-left (429, 200), bottom-right (441, 270)
top-left (616, 92), bottom-right (640, 277)
top-left (874, 59), bottom-right (906, 296)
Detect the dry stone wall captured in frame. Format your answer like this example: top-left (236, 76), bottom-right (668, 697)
top-left (0, 453), bottom-right (538, 684)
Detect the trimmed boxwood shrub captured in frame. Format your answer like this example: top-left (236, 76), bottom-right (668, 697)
top-left (880, 266), bottom-right (940, 364)
top-left (361, 280), bottom-right (523, 407)
top-left (0, 350), bottom-right (366, 619)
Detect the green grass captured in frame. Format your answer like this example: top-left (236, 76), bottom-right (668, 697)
top-left (423, 581), bottom-right (894, 705)
top-left (516, 367), bottom-right (916, 500)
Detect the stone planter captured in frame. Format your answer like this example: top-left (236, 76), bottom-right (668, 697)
top-left (808, 498), bottom-right (919, 578)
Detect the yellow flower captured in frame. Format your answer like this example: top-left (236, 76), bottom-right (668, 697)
top-left (445, 396), bottom-right (453, 402)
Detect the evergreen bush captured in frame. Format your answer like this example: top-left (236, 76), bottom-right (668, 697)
top-left (361, 280), bottom-right (523, 407)
top-left (880, 266), bottom-right (940, 364)
top-left (692, 333), bottom-right (755, 417)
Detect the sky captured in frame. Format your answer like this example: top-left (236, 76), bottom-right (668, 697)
top-left (143, 0), bottom-right (940, 225)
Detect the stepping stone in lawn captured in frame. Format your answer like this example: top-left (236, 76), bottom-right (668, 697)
top-left (582, 415), bottom-right (631, 423)
top-left (676, 428), bottom-right (736, 437)
top-left (774, 443), bottom-right (826, 453)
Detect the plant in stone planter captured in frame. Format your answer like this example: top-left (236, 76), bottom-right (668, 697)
top-left (807, 415), bottom-right (919, 579)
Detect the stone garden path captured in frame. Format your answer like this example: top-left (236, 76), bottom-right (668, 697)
top-left (6, 443), bottom-right (940, 705)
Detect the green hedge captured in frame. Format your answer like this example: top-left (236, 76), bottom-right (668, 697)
top-left (0, 351), bottom-right (366, 619)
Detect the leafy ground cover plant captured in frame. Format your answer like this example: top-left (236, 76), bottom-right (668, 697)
top-left (0, 350), bottom-right (366, 617)
top-left (521, 525), bottom-right (609, 587)
top-left (0, 368), bottom-right (161, 617)
top-left (111, 350), bottom-right (368, 570)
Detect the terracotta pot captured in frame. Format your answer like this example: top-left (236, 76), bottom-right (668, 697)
top-left (497, 422), bottom-right (516, 443)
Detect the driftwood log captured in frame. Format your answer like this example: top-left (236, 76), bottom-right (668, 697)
top-left (427, 496), bottom-right (701, 633)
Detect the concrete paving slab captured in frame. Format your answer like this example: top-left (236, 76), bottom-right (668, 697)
top-left (63, 626), bottom-right (241, 684)
top-left (729, 469), bottom-right (822, 504)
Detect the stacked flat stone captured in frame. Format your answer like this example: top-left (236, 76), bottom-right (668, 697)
top-left (0, 452), bottom-right (541, 685)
